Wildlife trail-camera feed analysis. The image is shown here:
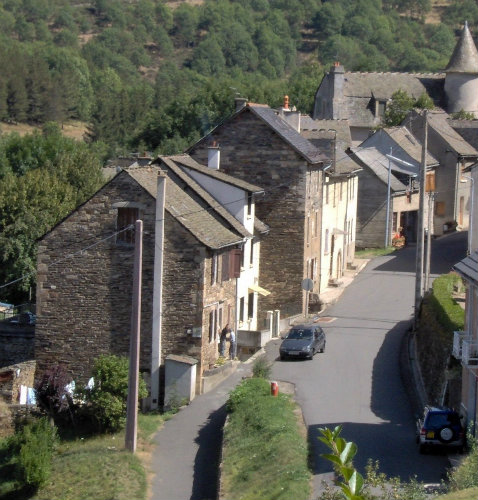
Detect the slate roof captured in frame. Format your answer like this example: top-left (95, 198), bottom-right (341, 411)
top-left (156, 157), bottom-right (253, 239)
top-left (333, 72), bottom-right (444, 128)
top-left (384, 127), bottom-right (439, 166)
top-left (454, 250), bottom-right (478, 286)
top-left (426, 110), bottom-right (478, 156)
top-left (166, 154), bottom-right (264, 193)
top-left (299, 117), bottom-right (359, 175)
top-left (125, 165), bottom-right (246, 250)
top-left (247, 105), bottom-right (328, 164)
top-left (446, 22), bottom-right (478, 73)
top-left (350, 147), bottom-right (408, 192)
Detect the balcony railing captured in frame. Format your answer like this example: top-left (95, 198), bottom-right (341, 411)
top-left (453, 331), bottom-right (469, 359)
top-left (462, 339), bottom-right (478, 366)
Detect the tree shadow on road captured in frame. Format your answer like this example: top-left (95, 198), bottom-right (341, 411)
top-left (308, 320), bottom-right (451, 485)
top-left (191, 405), bottom-right (226, 500)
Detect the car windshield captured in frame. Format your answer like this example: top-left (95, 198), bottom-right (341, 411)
top-left (286, 329), bottom-right (312, 340)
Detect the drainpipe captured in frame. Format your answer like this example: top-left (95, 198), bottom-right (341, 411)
top-left (151, 172), bottom-right (166, 409)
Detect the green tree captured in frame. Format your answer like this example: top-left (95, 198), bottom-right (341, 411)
top-left (384, 89), bottom-right (416, 126)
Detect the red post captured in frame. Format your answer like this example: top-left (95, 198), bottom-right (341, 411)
top-left (270, 381), bottom-right (279, 397)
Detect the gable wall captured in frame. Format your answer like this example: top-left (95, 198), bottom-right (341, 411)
top-left (190, 111), bottom-right (310, 323)
top-left (355, 169), bottom-right (388, 248)
top-left (35, 174), bottom-right (157, 383)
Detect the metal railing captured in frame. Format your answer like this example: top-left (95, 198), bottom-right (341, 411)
top-left (452, 331), bottom-right (469, 360)
top-left (462, 339), bottom-right (478, 366)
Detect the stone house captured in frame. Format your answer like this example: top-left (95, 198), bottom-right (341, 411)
top-left (299, 117), bottom-right (359, 291)
top-left (350, 126), bottom-right (439, 248)
top-left (453, 162), bottom-right (478, 434)
top-left (403, 110), bottom-right (478, 235)
top-left (35, 156), bottom-right (265, 407)
top-left (189, 99), bottom-right (359, 323)
top-left (313, 23), bottom-right (478, 145)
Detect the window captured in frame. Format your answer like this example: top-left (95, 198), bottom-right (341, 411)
top-left (392, 212), bottom-right (398, 233)
top-left (435, 201), bottom-right (446, 216)
top-left (325, 229), bottom-right (330, 254)
top-left (247, 193), bottom-right (252, 216)
top-left (306, 214), bottom-right (310, 244)
top-left (250, 240), bottom-right (254, 266)
top-left (117, 207), bottom-right (138, 244)
top-left (211, 253), bottom-right (218, 285)
top-left (221, 249), bottom-right (242, 282)
top-left (248, 292), bottom-right (254, 319)
top-left (239, 297), bottom-right (245, 322)
top-left (221, 252), bottom-right (229, 281)
top-left (209, 310), bottom-right (215, 343)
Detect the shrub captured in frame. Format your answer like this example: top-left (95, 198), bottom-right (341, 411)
top-left (77, 355), bottom-right (147, 433)
top-left (447, 433), bottom-right (478, 491)
top-left (226, 377), bottom-right (270, 413)
top-left (12, 418), bottom-right (58, 489)
top-left (252, 355), bottom-right (272, 379)
top-left (35, 364), bottom-right (73, 424)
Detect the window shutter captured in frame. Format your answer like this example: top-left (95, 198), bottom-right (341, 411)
top-left (221, 251), bottom-right (229, 281)
top-left (230, 249), bottom-right (242, 278)
top-left (426, 172), bottom-right (436, 192)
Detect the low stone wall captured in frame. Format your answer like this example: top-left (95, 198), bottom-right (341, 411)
top-left (201, 361), bottom-right (238, 394)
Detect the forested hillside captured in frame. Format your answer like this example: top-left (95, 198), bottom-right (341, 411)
top-left (0, 0), bottom-right (475, 154)
top-left (0, 0), bottom-right (477, 303)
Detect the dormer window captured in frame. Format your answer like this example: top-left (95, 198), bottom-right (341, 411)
top-left (376, 100), bottom-right (387, 118)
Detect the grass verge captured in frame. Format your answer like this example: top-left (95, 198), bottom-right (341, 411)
top-left (221, 377), bottom-right (310, 500)
top-left (436, 487), bottom-right (478, 500)
top-left (355, 246), bottom-right (396, 258)
top-left (0, 411), bottom-right (166, 500)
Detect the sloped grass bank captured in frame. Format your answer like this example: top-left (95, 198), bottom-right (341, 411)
top-left (416, 273), bottom-right (465, 404)
top-left (221, 377), bottom-right (310, 500)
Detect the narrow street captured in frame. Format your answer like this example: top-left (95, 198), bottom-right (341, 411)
top-left (265, 231), bottom-right (467, 495)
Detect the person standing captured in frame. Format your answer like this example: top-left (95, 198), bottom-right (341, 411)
top-left (219, 324), bottom-right (229, 357)
top-left (229, 328), bottom-right (237, 360)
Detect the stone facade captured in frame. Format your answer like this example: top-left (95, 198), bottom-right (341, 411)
top-left (0, 327), bottom-right (34, 367)
top-left (190, 109), bottom-right (321, 323)
top-left (35, 171), bottom-right (237, 401)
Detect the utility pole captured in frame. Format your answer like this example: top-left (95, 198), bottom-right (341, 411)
top-left (424, 192), bottom-right (434, 292)
top-left (414, 110), bottom-right (427, 329)
top-left (385, 147), bottom-right (392, 248)
top-left (125, 219), bottom-right (143, 453)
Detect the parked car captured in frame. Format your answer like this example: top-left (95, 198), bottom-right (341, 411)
top-left (416, 406), bottom-right (465, 454)
top-left (279, 324), bottom-right (325, 360)
top-left (9, 312), bottom-right (36, 325)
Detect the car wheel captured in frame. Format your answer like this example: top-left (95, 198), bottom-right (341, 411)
top-left (320, 342), bottom-right (325, 353)
top-left (280, 355), bottom-right (285, 361)
top-left (438, 426), bottom-right (454, 443)
top-left (419, 443), bottom-right (427, 454)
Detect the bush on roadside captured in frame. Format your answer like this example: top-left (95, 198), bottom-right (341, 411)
top-left (226, 377), bottom-right (270, 413)
top-left (76, 355), bottom-right (147, 433)
top-left (447, 434), bottom-right (478, 491)
top-left (9, 417), bottom-right (58, 489)
top-left (252, 355), bottom-right (272, 380)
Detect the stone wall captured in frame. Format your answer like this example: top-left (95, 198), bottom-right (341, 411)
top-left (36, 173), bottom-right (156, 384)
top-left (190, 109), bottom-right (312, 324)
top-left (0, 328), bottom-right (34, 367)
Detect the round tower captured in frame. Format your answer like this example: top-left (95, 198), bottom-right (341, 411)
top-left (444, 22), bottom-right (478, 116)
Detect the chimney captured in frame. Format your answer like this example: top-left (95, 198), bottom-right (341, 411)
top-left (234, 97), bottom-right (247, 112)
top-left (279, 95), bottom-right (301, 132)
top-left (208, 141), bottom-right (220, 170)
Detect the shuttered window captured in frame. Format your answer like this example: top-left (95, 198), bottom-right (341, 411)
top-left (117, 207), bottom-right (138, 244)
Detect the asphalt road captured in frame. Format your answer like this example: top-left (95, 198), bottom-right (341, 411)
top-left (265, 231), bottom-right (468, 496)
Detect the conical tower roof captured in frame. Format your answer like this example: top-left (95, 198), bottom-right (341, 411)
top-left (446, 22), bottom-right (478, 73)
